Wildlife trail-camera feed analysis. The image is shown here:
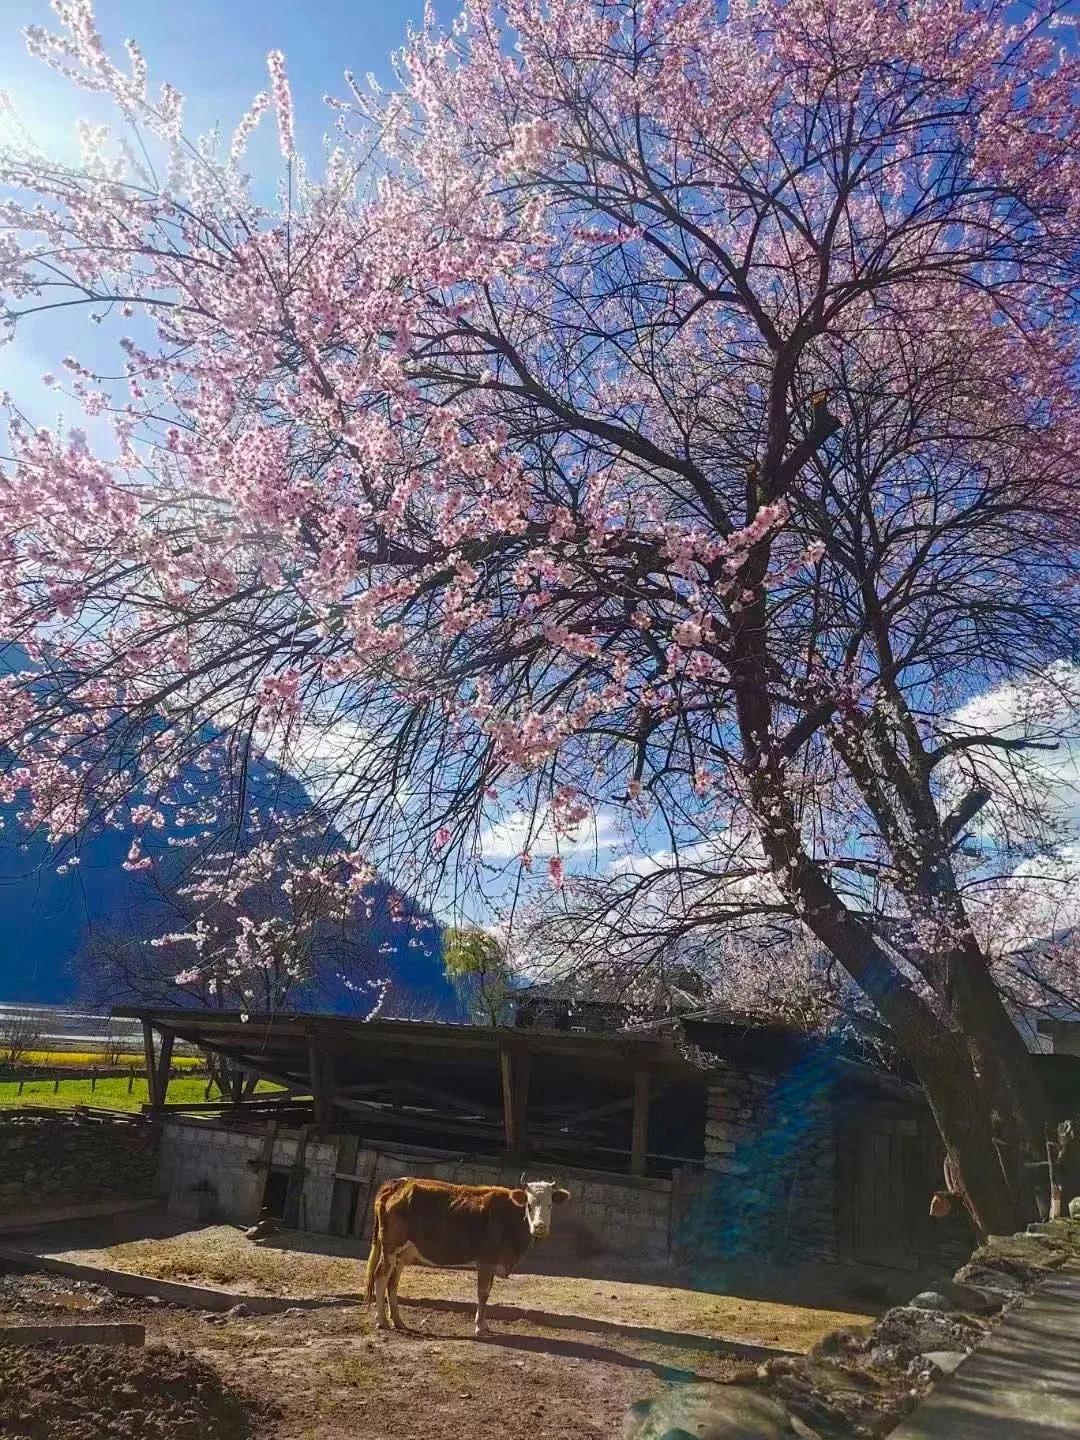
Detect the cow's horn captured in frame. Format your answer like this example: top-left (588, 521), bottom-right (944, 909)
top-left (519, 1171), bottom-right (528, 1188)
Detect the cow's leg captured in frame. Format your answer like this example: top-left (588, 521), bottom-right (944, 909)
top-left (387, 1254), bottom-right (408, 1332)
top-left (474, 1265), bottom-right (494, 1337)
top-left (373, 1252), bottom-right (394, 1330)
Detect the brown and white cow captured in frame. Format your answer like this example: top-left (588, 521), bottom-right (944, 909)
top-left (364, 1176), bottom-right (570, 1335)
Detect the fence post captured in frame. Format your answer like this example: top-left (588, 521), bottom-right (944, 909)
top-left (53, 1075), bottom-right (60, 1094)
top-left (128, 1070), bottom-right (135, 1094)
top-left (17, 1078), bottom-right (24, 1095)
top-left (91, 1070), bottom-right (97, 1094)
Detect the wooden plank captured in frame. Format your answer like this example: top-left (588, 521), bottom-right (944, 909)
top-left (140, 1098), bottom-right (300, 1114)
top-left (253, 1116), bottom-right (279, 1206)
top-left (631, 1070), bottom-right (651, 1176)
top-left (353, 1149), bottom-right (381, 1241)
top-left (329, 1134), bottom-right (360, 1236)
top-left (282, 1124), bottom-right (311, 1229)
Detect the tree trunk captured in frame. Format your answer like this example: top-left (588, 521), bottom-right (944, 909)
top-left (933, 939), bottom-right (1048, 1220)
top-left (724, 493), bottom-right (1032, 1238)
top-left (748, 797), bottom-right (1027, 1237)
top-left (914, 1042), bottom-right (1024, 1241)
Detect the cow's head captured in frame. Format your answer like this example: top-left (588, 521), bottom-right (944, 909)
top-left (511, 1178), bottom-right (571, 1238)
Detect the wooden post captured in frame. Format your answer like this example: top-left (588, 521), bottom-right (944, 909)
top-left (631, 1070), bottom-right (650, 1176)
top-left (155, 1031), bottom-right (175, 1109)
top-left (308, 1033), bottom-right (331, 1125)
top-left (500, 1048), bottom-right (530, 1159)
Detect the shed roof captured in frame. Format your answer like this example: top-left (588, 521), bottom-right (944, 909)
top-left (114, 1006), bottom-right (704, 1102)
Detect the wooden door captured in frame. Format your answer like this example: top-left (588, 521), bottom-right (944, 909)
top-left (839, 1106), bottom-right (933, 1270)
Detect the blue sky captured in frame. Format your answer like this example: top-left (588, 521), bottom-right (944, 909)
top-left (0, 1), bottom-right (440, 143)
top-left (0, 0), bottom-right (456, 421)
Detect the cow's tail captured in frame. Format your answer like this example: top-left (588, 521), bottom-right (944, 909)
top-left (364, 1213), bottom-right (382, 1304)
top-left (364, 1190), bottom-right (385, 1304)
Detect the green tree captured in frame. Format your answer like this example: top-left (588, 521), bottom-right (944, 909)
top-left (443, 928), bottom-right (512, 1027)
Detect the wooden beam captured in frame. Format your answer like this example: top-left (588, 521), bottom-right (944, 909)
top-left (631, 1070), bottom-right (650, 1177)
top-left (141, 1022), bottom-right (159, 1108)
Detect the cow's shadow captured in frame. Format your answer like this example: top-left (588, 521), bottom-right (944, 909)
top-left (466, 1329), bottom-right (712, 1383)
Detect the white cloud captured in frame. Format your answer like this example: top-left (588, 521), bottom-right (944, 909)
top-left (944, 662), bottom-right (1080, 836)
top-left (950, 664), bottom-right (1080, 951)
top-left (478, 806), bottom-right (618, 862)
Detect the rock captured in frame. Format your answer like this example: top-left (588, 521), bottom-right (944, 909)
top-left (869, 1344), bottom-right (914, 1371)
top-left (875, 1305), bottom-right (982, 1354)
top-left (953, 1262), bottom-right (1025, 1295)
top-left (920, 1350), bottom-right (968, 1376)
top-left (624, 1384), bottom-right (796, 1439)
top-left (226, 1303), bottom-right (252, 1318)
top-left (927, 1278), bottom-right (1003, 1315)
top-left (244, 1218), bottom-right (279, 1242)
top-left (909, 1291), bottom-right (954, 1312)
top-left (790, 1420), bottom-right (823, 1439)
top-left (907, 1355), bottom-right (942, 1381)
top-left (809, 1325), bottom-right (873, 1359)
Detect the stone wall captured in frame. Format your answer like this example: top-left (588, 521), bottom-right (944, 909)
top-left (157, 1117), bottom-right (673, 1260)
top-left (684, 1063), bottom-right (839, 1263)
top-left (0, 1109), bottom-right (159, 1213)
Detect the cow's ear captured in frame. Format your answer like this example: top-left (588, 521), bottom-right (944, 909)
top-left (509, 1188), bottom-right (528, 1208)
top-left (552, 1187), bottom-right (570, 1206)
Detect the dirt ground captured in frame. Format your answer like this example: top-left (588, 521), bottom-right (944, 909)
top-left (0, 1269), bottom-right (745, 1439)
top-left (0, 1220), bottom-right (892, 1439)
top-left (0, 1339), bottom-right (253, 1440)
top-left (38, 1221), bottom-right (875, 1354)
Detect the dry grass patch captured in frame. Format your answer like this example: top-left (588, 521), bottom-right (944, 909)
top-left (45, 1223), bottom-right (869, 1352)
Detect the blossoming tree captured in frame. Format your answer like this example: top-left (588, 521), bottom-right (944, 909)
top-left (1, 0), bottom-right (1078, 1233)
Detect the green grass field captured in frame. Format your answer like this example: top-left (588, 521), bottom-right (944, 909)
top-left (0, 1074), bottom-right (284, 1112)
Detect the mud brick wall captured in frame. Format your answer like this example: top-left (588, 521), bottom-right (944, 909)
top-left (0, 1110), bottom-right (159, 1211)
top-left (158, 1117), bottom-right (673, 1258)
top-left (690, 1065), bottom-right (838, 1262)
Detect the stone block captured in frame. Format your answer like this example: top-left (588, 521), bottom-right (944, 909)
top-left (704, 1156), bottom-right (749, 1176)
